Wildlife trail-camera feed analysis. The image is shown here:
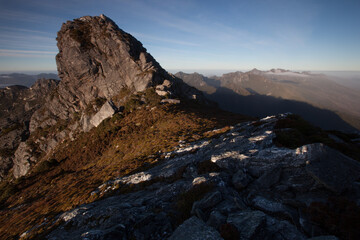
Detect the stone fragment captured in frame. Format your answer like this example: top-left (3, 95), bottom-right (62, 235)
top-left (161, 99), bottom-right (180, 104)
top-left (191, 191), bottom-right (222, 215)
top-left (13, 142), bottom-right (34, 178)
top-left (253, 167), bottom-right (282, 189)
top-left (90, 101), bottom-right (117, 127)
top-left (232, 170), bottom-right (253, 191)
top-left (168, 216), bottom-right (223, 240)
top-left (206, 210), bottom-right (226, 229)
top-left (227, 210), bottom-right (267, 239)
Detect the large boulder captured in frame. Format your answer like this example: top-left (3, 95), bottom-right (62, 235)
top-left (304, 143), bottom-right (360, 193)
top-left (89, 100), bottom-right (117, 128)
top-left (13, 142), bottom-right (36, 178)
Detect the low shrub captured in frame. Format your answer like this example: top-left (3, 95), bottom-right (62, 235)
top-left (33, 159), bottom-right (59, 174)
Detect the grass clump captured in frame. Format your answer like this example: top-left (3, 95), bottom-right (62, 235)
top-left (33, 159), bottom-right (59, 174)
top-left (0, 182), bottom-right (17, 207)
top-left (68, 20), bottom-right (94, 50)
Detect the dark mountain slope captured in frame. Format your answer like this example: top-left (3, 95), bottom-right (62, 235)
top-left (176, 71), bottom-right (360, 132)
top-left (0, 73), bottom-right (59, 88)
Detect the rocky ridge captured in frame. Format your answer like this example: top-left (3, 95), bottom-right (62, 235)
top-left (1, 15), bottom-right (359, 240)
top-left (30, 114), bottom-right (360, 240)
top-left (3, 15), bottom-right (205, 179)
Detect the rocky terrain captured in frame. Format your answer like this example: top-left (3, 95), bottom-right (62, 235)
top-left (0, 14), bottom-right (204, 181)
top-left (0, 79), bottom-right (59, 180)
top-left (176, 70), bottom-right (360, 132)
top-left (0, 15), bottom-right (359, 240)
top-left (25, 114), bottom-right (360, 240)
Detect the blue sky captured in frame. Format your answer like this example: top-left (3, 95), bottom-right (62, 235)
top-left (0, 0), bottom-right (359, 74)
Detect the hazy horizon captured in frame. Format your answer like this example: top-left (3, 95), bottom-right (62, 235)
top-left (2, 69), bottom-right (360, 77)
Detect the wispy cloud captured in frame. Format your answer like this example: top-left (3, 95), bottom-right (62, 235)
top-left (120, 1), bottom-right (276, 50)
top-left (0, 30), bottom-right (56, 52)
top-left (0, 49), bottom-right (57, 57)
top-left (0, 26), bottom-right (52, 35)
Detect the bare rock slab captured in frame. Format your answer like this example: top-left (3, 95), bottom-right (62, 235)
top-left (90, 100), bottom-right (117, 127)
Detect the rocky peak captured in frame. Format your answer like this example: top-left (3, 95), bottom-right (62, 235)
top-left (56, 14), bottom-right (169, 100)
top-left (8, 15), bottom-right (205, 178)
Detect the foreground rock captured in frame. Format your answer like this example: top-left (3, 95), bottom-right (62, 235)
top-left (168, 217), bottom-right (223, 240)
top-left (42, 115), bottom-right (360, 240)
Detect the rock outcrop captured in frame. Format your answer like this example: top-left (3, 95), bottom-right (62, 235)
top-left (30, 14), bottom-right (203, 133)
top-left (6, 15), bottom-right (205, 178)
top-left (0, 79), bottom-right (59, 180)
top-left (43, 115), bottom-right (360, 240)
top-left (89, 100), bottom-right (118, 129)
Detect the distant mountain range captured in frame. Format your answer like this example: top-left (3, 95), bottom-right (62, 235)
top-left (0, 73), bottom-right (59, 88)
top-left (176, 69), bottom-right (360, 132)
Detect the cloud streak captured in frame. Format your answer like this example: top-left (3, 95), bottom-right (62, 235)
top-left (0, 49), bottom-right (57, 57)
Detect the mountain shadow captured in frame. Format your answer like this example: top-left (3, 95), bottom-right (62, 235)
top-left (206, 87), bottom-right (358, 133)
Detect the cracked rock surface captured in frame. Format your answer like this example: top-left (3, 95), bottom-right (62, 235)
top-left (45, 115), bottom-right (360, 240)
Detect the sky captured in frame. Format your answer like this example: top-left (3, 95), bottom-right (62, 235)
top-left (0, 0), bottom-right (359, 74)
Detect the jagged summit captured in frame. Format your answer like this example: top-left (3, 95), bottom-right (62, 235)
top-left (56, 14), bottom-right (168, 95)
